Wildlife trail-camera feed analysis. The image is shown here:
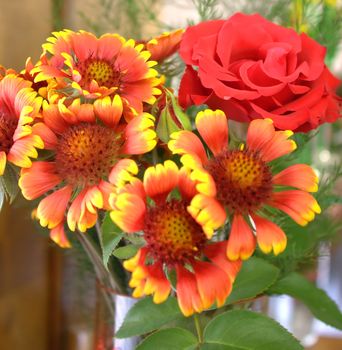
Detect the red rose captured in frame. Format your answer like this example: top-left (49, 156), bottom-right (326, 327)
top-left (178, 13), bottom-right (341, 132)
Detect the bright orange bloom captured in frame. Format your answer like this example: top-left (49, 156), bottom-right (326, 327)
top-left (169, 110), bottom-right (320, 260)
top-left (33, 30), bottom-right (161, 116)
top-left (109, 160), bottom-right (241, 316)
top-left (0, 74), bottom-right (43, 176)
top-left (18, 97), bottom-right (156, 247)
top-left (143, 29), bottom-right (184, 63)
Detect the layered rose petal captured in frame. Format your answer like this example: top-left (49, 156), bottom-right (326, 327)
top-left (143, 160), bottom-right (179, 204)
top-left (271, 190), bottom-right (321, 226)
top-left (252, 215), bottom-right (287, 255)
top-left (195, 109), bottom-right (228, 156)
top-left (273, 164), bottom-right (318, 192)
top-left (187, 194), bottom-right (226, 238)
top-left (227, 214), bottom-right (256, 261)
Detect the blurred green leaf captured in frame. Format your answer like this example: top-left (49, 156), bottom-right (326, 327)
top-left (269, 272), bottom-right (342, 330)
top-left (203, 310), bottom-right (303, 350)
top-left (136, 328), bottom-right (197, 350)
top-left (113, 244), bottom-right (139, 259)
top-left (117, 296), bottom-right (184, 338)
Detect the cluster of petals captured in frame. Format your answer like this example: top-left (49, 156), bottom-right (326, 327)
top-left (169, 109), bottom-right (321, 260)
top-left (0, 74), bottom-right (43, 175)
top-left (18, 96), bottom-right (156, 247)
top-left (32, 30), bottom-right (161, 117)
top-left (109, 159), bottom-right (241, 316)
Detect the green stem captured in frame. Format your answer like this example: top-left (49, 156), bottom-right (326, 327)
top-left (194, 314), bottom-right (203, 345)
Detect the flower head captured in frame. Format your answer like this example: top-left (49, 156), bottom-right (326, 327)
top-left (33, 30), bottom-right (161, 116)
top-left (19, 97), bottom-right (156, 247)
top-left (169, 109), bottom-right (321, 260)
top-left (0, 74), bottom-right (43, 175)
top-left (109, 160), bottom-right (240, 316)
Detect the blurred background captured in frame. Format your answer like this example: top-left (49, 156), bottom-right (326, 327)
top-left (0, 1), bottom-right (341, 349)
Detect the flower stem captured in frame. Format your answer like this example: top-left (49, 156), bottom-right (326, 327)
top-left (194, 314), bottom-right (203, 345)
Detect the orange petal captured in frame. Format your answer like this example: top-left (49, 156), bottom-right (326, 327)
top-left (195, 109), bottom-right (228, 156)
top-left (143, 160), bottom-right (179, 204)
top-left (94, 95), bottom-right (123, 128)
top-left (178, 167), bottom-right (197, 201)
top-left (176, 265), bottom-right (204, 317)
top-left (109, 159), bottom-right (139, 188)
top-left (110, 192), bottom-right (146, 233)
top-left (169, 130), bottom-right (208, 164)
top-left (273, 164), bottom-right (318, 192)
top-left (193, 260), bottom-right (232, 309)
top-left (187, 194), bottom-right (226, 239)
top-left (122, 113), bottom-right (156, 154)
top-left (190, 167), bottom-right (216, 197)
top-left (226, 214), bottom-right (256, 261)
top-left (260, 130), bottom-right (297, 162)
top-left (247, 118), bottom-right (275, 153)
top-left (42, 101), bottom-right (69, 134)
top-left (32, 122), bottom-right (58, 149)
top-left (252, 215), bottom-right (287, 256)
top-left (204, 241), bottom-right (242, 282)
top-left (19, 162), bottom-right (61, 200)
top-left (36, 185), bottom-right (72, 229)
top-left (0, 151), bottom-right (7, 175)
top-left (50, 223), bottom-right (71, 248)
top-left (271, 190), bottom-right (321, 226)
top-left (98, 180), bottom-right (115, 210)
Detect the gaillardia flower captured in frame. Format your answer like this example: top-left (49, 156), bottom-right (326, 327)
top-left (19, 97), bottom-right (156, 247)
top-left (0, 74), bottom-right (43, 175)
top-left (109, 160), bottom-right (240, 316)
top-left (169, 109), bottom-right (321, 260)
top-left (33, 30), bottom-right (161, 115)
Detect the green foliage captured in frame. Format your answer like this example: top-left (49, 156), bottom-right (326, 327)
top-left (192, 0), bottom-right (222, 21)
top-left (113, 244), bottom-right (140, 259)
top-left (225, 257), bottom-right (280, 305)
top-left (203, 310), bottom-right (303, 350)
top-left (99, 213), bottom-right (123, 267)
top-left (117, 296), bottom-right (184, 338)
top-left (269, 272), bottom-right (342, 330)
top-left (136, 328), bottom-right (198, 350)
top-left (0, 164), bottom-right (19, 209)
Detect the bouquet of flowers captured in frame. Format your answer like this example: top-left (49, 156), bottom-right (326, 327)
top-left (1, 1), bottom-right (342, 349)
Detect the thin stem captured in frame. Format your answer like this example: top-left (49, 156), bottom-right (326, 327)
top-left (193, 314), bottom-right (203, 345)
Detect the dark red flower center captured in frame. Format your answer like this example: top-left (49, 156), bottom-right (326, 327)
top-left (144, 200), bottom-right (207, 266)
top-left (55, 123), bottom-right (122, 187)
top-left (206, 149), bottom-right (273, 213)
top-left (0, 112), bottom-right (17, 154)
top-left (76, 58), bottom-right (121, 89)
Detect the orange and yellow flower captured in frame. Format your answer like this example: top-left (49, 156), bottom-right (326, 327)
top-left (18, 97), bottom-right (156, 248)
top-left (169, 110), bottom-right (320, 260)
top-left (142, 29), bottom-right (184, 63)
top-left (0, 74), bottom-right (43, 176)
top-left (109, 160), bottom-right (241, 316)
top-left (33, 30), bottom-right (161, 116)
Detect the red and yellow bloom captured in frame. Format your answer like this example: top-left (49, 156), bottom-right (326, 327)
top-left (19, 97), bottom-right (156, 247)
top-left (169, 109), bottom-right (320, 260)
top-left (33, 30), bottom-right (161, 116)
top-left (0, 74), bottom-right (43, 175)
top-left (109, 160), bottom-right (240, 316)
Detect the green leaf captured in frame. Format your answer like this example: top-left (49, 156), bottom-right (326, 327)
top-left (100, 213), bottom-right (123, 267)
top-left (156, 107), bottom-right (181, 143)
top-left (200, 344), bottom-right (245, 350)
top-left (204, 310), bottom-right (303, 350)
top-left (226, 257), bottom-right (280, 304)
top-left (113, 244), bottom-right (139, 259)
top-left (269, 272), bottom-right (342, 330)
top-left (116, 296), bottom-right (184, 338)
top-left (167, 90), bottom-right (192, 131)
top-left (0, 164), bottom-right (19, 204)
top-left (0, 188), bottom-right (4, 211)
top-left (136, 328), bottom-right (197, 350)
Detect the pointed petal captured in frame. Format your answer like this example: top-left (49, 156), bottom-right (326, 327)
top-left (195, 109), bottom-right (228, 155)
top-left (226, 214), bottom-right (256, 261)
top-left (50, 223), bottom-right (71, 248)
